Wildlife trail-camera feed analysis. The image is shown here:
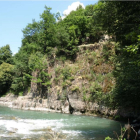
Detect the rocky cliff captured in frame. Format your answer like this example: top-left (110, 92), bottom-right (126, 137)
top-left (0, 39), bottom-right (138, 119)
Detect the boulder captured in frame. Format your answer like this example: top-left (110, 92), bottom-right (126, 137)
top-left (69, 98), bottom-right (86, 113)
top-left (19, 102), bottom-right (23, 109)
top-left (62, 100), bottom-right (69, 114)
top-left (31, 103), bottom-right (36, 108)
top-left (42, 99), bottom-right (48, 108)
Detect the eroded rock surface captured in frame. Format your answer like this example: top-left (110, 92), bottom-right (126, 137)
top-left (0, 92), bottom-right (136, 119)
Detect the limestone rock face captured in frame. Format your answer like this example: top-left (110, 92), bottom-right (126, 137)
top-left (0, 41), bottom-right (139, 119)
top-left (0, 93), bottom-right (17, 102)
top-left (61, 100), bottom-right (69, 114)
top-left (69, 99), bottom-right (86, 113)
top-left (0, 93), bottom-right (17, 107)
top-left (0, 93), bottom-right (139, 118)
top-left (0, 92), bottom-right (118, 116)
top-left (42, 99), bottom-right (48, 108)
top-left (66, 90), bottom-right (86, 114)
top-left (48, 100), bottom-right (62, 111)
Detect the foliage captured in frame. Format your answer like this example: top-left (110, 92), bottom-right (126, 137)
top-left (105, 123), bottom-right (138, 140)
top-left (11, 48), bottom-right (31, 94)
top-left (0, 63), bottom-right (14, 96)
top-left (1, 1), bottom-right (140, 114)
top-left (94, 1), bottom-right (140, 110)
top-left (22, 7), bottom-right (57, 55)
top-left (71, 86), bottom-right (80, 92)
top-left (29, 52), bottom-right (51, 89)
top-left (0, 45), bottom-right (13, 65)
top-left (113, 45), bottom-right (140, 109)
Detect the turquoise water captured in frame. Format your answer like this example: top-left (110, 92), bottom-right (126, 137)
top-left (0, 106), bottom-right (122, 140)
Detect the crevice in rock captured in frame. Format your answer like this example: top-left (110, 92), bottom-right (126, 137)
top-left (80, 110), bottom-right (86, 114)
top-left (66, 94), bottom-right (74, 114)
top-left (69, 105), bottom-right (74, 114)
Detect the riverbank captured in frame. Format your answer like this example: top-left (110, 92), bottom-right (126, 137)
top-left (1, 94), bottom-right (140, 139)
top-left (0, 93), bottom-right (138, 121)
top-left (0, 93), bottom-right (111, 117)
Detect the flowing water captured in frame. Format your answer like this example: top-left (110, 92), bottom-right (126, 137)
top-left (0, 106), bottom-right (123, 140)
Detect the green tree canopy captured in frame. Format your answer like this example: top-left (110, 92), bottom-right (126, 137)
top-left (94, 1), bottom-right (140, 109)
top-left (0, 62), bottom-right (14, 96)
top-left (0, 45), bottom-right (13, 65)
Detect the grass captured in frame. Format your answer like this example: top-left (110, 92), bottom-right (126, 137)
top-left (71, 86), bottom-right (80, 92)
top-left (19, 91), bottom-right (23, 96)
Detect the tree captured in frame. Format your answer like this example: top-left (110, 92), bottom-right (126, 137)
top-left (95, 1), bottom-right (140, 109)
top-left (39, 6), bottom-right (57, 53)
top-left (0, 45), bottom-right (13, 65)
top-left (11, 48), bottom-right (31, 94)
top-left (0, 62), bottom-right (14, 96)
top-left (85, 4), bottom-right (103, 42)
top-left (22, 6), bottom-right (57, 55)
top-left (62, 7), bottom-right (88, 44)
top-left (28, 52), bottom-right (51, 98)
top-left (55, 26), bottom-right (70, 56)
top-left (94, 1), bottom-right (140, 45)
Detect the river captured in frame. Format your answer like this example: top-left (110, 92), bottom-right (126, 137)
top-left (0, 106), bottom-right (122, 140)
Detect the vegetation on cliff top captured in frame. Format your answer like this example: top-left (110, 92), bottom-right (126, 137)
top-left (0, 1), bottom-right (140, 112)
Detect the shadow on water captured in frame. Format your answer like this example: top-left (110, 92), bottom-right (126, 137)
top-left (61, 115), bottom-right (123, 140)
